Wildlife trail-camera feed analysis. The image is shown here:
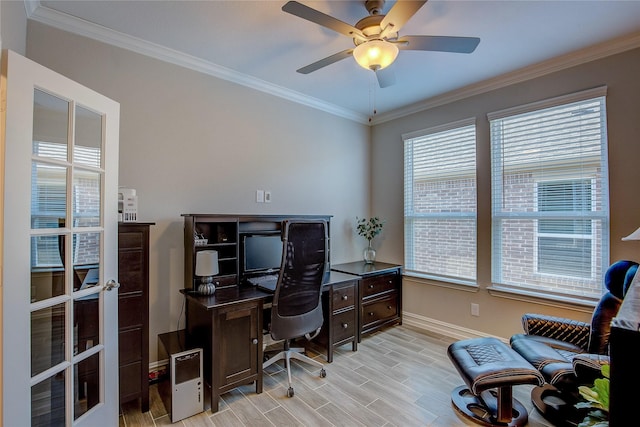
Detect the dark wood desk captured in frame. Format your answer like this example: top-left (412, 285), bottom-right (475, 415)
top-left (316, 271), bottom-right (359, 362)
top-left (181, 271), bottom-right (363, 412)
top-left (182, 286), bottom-right (268, 413)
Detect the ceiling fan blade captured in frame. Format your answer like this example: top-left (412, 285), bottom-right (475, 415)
top-left (282, 1), bottom-right (366, 40)
top-left (296, 49), bottom-right (354, 74)
top-left (396, 35), bottom-right (480, 53)
top-left (375, 65), bottom-right (396, 88)
top-left (380, 0), bottom-right (428, 34)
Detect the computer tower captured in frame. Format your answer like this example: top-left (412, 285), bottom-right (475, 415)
top-left (158, 331), bottom-right (204, 422)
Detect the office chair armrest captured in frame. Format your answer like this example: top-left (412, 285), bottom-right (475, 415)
top-left (521, 313), bottom-right (591, 349)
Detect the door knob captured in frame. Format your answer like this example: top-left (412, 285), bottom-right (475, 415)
top-left (104, 279), bottom-right (120, 291)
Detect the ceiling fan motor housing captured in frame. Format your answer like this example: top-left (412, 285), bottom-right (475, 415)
top-left (353, 15), bottom-right (397, 45)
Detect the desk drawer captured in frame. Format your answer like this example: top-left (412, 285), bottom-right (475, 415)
top-left (119, 294), bottom-right (143, 329)
top-left (362, 273), bottom-right (398, 299)
top-left (331, 309), bottom-right (356, 343)
top-left (362, 294), bottom-right (398, 328)
top-left (331, 282), bottom-right (356, 311)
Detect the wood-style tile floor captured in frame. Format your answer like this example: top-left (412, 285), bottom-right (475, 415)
top-left (119, 326), bottom-right (554, 426)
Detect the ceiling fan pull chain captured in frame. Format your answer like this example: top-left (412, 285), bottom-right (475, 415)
top-left (369, 73), bottom-right (377, 123)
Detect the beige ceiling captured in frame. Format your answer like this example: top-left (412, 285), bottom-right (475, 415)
top-left (29, 0), bottom-right (640, 123)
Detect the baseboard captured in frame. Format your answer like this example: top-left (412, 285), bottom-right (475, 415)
top-left (402, 311), bottom-right (508, 344)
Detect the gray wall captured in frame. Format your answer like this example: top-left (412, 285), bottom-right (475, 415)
top-left (0, 0), bottom-right (27, 54)
top-left (26, 21), bottom-right (370, 362)
top-left (372, 47), bottom-right (640, 339)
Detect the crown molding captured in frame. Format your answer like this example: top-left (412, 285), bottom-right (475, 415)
top-left (373, 31), bottom-right (640, 125)
top-left (25, 2), bottom-right (370, 125)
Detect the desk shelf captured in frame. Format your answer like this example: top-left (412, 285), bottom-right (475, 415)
top-left (184, 216), bottom-right (239, 289)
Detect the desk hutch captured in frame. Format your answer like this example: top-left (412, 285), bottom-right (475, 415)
top-left (179, 214), bottom-right (401, 412)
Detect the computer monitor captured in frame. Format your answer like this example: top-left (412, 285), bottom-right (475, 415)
top-left (242, 234), bottom-right (283, 275)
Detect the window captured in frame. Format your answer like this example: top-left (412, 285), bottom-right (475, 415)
top-left (537, 179), bottom-right (593, 278)
top-left (489, 87), bottom-right (609, 300)
top-left (403, 119), bottom-right (477, 283)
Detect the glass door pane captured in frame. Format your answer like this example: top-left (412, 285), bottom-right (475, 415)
top-left (74, 105), bottom-right (102, 168)
top-left (31, 372), bottom-right (66, 427)
top-left (33, 89), bottom-right (69, 160)
top-left (31, 303), bottom-right (66, 377)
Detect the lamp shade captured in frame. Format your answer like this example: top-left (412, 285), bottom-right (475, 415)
top-left (353, 40), bottom-right (399, 71)
top-left (622, 226), bottom-right (640, 241)
top-left (195, 250), bottom-right (219, 276)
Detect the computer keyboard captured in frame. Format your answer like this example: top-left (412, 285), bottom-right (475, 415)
top-left (247, 274), bottom-right (279, 292)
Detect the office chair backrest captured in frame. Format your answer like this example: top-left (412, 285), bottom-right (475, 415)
top-left (270, 220), bottom-right (328, 341)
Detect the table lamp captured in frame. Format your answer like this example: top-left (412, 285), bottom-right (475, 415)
top-left (195, 250), bottom-right (219, 295)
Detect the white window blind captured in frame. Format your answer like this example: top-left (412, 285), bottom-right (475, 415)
top-left (489, 88), bottom-right (609, 299)
top-left (403, 119), bottom-right (477, 283)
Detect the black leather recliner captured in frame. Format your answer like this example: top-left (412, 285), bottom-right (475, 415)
top-left (510, 259), bottom-right (639, 426)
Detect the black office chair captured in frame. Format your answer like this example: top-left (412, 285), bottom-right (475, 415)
top-left (263, 220), bottom-right (328, 398)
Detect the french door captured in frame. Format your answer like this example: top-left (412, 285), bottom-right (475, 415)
top-left (1, 50), bottom-right (120, 426)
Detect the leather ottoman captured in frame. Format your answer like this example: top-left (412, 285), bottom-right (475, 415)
top-left (447, 337), bottom-right (544, 426)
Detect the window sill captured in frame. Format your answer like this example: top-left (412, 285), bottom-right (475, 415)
top-left (403, 272), bottom-right (478, 293)
top-left (487, 284), bottom-right (597, 312)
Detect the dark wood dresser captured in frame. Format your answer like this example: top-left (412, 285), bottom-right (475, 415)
top-left (331, 261), bottom-right (403, 341)
top-left (118, 222), bottom-right (154, 411)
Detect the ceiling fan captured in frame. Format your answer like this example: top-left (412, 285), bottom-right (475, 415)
top-left (282, 0), bottom-right (480, 88)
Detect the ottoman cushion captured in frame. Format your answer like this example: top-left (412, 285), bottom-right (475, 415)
top-left (448, 337), bottom-right (544, 395)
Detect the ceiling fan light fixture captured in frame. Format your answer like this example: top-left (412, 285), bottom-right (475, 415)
top-left (353, 40), bottom-right (399, 71)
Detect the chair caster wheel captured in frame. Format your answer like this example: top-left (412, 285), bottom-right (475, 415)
top-left (320, 368), bottom-right (326, 378)
top-left (287, 387), bottom-right (294, 397)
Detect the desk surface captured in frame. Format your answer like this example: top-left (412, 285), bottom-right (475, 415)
top-left (331, 261), bottom-right (402, 277)
top-left (181, 270), bottom-right (361, 310)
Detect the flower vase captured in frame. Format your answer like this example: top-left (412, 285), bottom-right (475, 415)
top-left (364, 241), bottom-right (376, 264)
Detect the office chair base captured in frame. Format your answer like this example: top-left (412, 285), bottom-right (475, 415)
top-left (530, 384), bottom-right (587, 427)
top-left (263, 346), bottom-right (327, 398)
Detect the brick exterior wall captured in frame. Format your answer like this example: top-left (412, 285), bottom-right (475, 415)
top-left (409, 171), bottom-right (604, 296)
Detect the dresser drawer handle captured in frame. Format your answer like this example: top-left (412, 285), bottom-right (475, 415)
top-left (368, 312), bottom-right (374, 316)
top-left (368, 284), bottom-right (375, 289)
top-left (342, 323), bottom-right (348, 329)
top-left (342, 295), bottom-right (348, 300)
top-left (252, 338), bottom-right (258, 345)
top-left (387, 305), bottom-right (392, 310)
